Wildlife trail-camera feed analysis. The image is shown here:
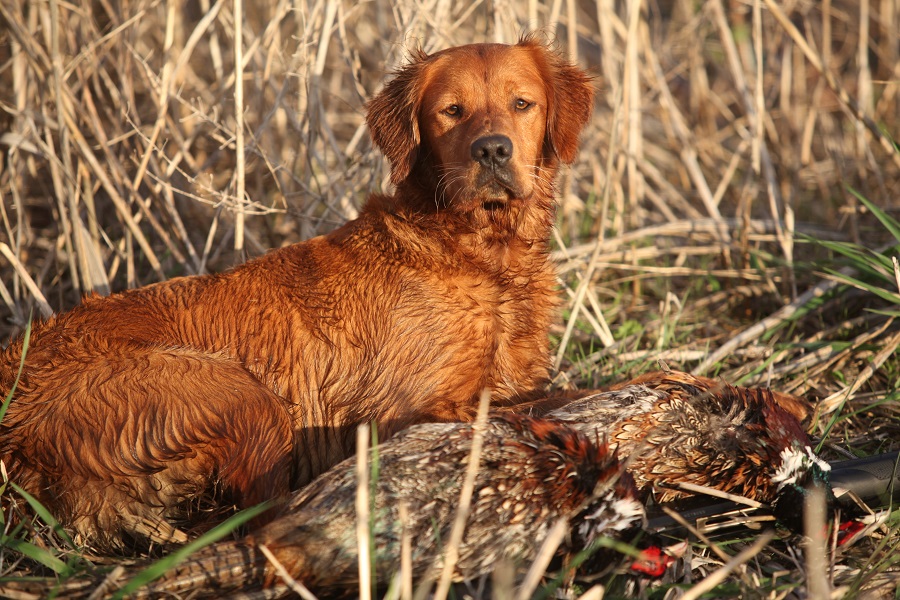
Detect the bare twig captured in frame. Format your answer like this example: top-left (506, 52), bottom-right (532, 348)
top-left (428, 390), bottom-right (491, 600)
top-left (233, 0), bottom-right (246, 253)
top-left (680, 531), bottom-right (775, 600)
top-left (515, 519), bottom-right (568, 600)
top-left (259, 544), bottom-right (320, 600)
top-left (355, 423), bottom-right (372, 600)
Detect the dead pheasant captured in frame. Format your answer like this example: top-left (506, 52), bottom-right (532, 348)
top-left (548, 370), bottom-right (832, 527)
top-left (103, 413), bottom-right (644, 597)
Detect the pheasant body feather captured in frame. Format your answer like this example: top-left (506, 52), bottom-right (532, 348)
top-left (137, 414), bottom-right (642, 597)
top-left (549, 370), bottom-right (829, 512)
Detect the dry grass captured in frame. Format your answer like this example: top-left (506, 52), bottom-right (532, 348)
top-left (1, 0), bottom-right (900, 597)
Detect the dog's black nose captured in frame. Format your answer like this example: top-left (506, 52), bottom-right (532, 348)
top-left (471, 135), bottom-right (513, 168)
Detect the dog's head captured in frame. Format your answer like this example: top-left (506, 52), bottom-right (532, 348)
top-left (366, 37), bottom-right (595, 214)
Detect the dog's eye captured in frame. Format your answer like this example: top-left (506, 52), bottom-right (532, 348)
top-left (443, 104), bottom-right (462, 117)
top-left (515, 99), bottom-right (533, 111)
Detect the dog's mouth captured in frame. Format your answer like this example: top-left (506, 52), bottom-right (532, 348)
top-left (478, 186), bottom-right (517, 211)
top-left (475, 177), bottom-right (523, 211)
top-left (482, 199), bottom-right (507, 211)
top-left (478, 184), bottom-right (531, 211)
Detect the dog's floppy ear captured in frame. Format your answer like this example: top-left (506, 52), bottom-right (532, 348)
top-left (366, 49), bottom-right (430, 185)
top-left (536, 44), bottom-right (595, 164)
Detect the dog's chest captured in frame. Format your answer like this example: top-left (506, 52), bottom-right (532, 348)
top-left (408, 262), bottom-right (554, 390)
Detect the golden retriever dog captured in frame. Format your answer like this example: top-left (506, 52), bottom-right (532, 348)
top-left (0, 36), bottom-right (594, 549)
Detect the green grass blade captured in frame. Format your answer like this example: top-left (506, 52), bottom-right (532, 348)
top-left (849, 188), bottom-right (900, 245)
top-left (813, 239), bottom-right (895, 283)
top-left (822, 268), bottom-right (900, 306)
top-left (9, 483), bottom-right (76, 550)
top-left (111, 501), bottom-right (273, 599)
top-left (0, 318), bottom-right (32, 425)
top-left (533, 536), bottom-right (643, 600)
top-left (0, 536), bottom-right (74, 576)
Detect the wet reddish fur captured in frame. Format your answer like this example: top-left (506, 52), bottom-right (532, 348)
top-left (0, 37), bottom-right (595, 547)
